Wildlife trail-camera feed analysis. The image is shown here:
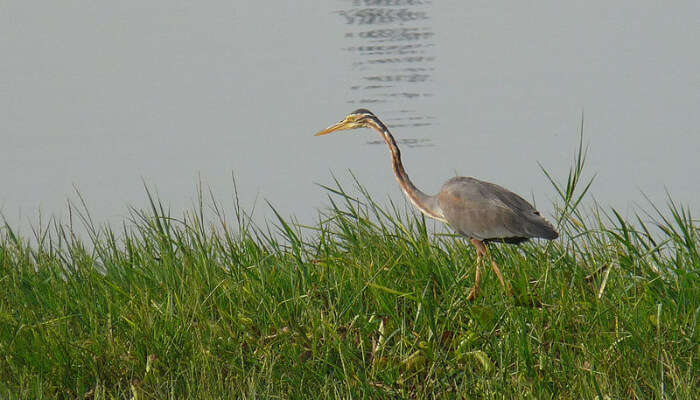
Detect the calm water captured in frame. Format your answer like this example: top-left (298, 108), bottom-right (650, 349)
top-left (2, 1), bottom-right (699, 232)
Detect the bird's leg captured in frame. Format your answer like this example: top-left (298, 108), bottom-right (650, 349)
top-left (470, 239), bottom-right (514, 298)
top-left (490, 259), bottom-right (511, 295)
top-left (467, 239), bottom-right (486, 301)
top-left (466, 255), bottom-right (482, 301)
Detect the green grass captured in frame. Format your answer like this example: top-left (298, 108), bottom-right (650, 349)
top-left (1, 140), bottom-right (698, 398)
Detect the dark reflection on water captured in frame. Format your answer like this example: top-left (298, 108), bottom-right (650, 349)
top-left (366, 138), bottom-right (434, 148)
top-left (337, 0), bottom-right (435, 146)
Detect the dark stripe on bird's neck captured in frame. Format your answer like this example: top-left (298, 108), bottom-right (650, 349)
top-left (366, 116), bottom-right (443, 220)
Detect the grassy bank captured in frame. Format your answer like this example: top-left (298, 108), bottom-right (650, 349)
top-left (1, 150), bottom-right (698, 398)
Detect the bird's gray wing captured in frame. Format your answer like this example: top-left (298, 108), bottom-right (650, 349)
top-left (437, 176), bottom-right (557, 241)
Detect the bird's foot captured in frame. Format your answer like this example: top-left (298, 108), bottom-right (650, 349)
top-left (466, 286), bottom-right (480, 302)
top-left (505, 282), bottom-right (515, 297)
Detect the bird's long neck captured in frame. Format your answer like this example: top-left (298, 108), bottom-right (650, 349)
top-left (367, 117), bottom-right (445, 221)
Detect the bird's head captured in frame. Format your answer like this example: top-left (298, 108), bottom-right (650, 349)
top-left (315, 109), bottom-right (376, 136)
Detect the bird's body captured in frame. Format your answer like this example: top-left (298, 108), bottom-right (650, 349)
top-left (316, 109), bottom-right (557, 300)
top-left (437, 176), bottom-right (557, 243)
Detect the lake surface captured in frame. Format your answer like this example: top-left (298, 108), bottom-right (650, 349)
top-left (2, 1), bottom-right (699, 233)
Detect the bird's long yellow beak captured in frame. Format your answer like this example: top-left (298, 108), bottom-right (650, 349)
top-left (315, 115), bottom-right (364, 136)
top-left (315, 120), bottom-right (350, 136)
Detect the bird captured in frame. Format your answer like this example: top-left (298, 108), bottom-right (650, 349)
top-left (315, 109), bottom-right (558, 300)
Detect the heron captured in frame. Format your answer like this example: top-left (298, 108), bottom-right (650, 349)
top-left (315, 109), bottom-right (558, 300)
